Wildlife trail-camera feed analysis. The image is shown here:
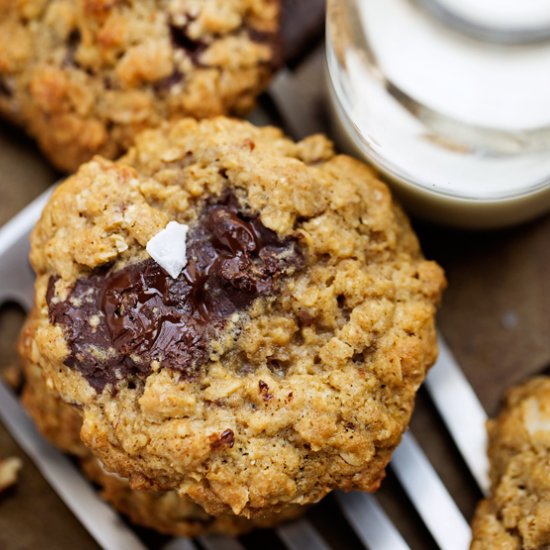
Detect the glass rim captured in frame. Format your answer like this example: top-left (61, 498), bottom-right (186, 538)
top-left (325, 9), bottom-right (550, 204)
top-left (416, 0), bottom-right (550, 45)
top-left (325, 52), bottom-right (550, 203)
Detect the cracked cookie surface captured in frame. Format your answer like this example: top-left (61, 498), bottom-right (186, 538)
top-left (0, 0), bottom-right (280, 171)
top-left (19, 314), bottom-right (301, 536)
top-left (27, 117), bottom-right (445, 517)
top-left (471, 378), bottom-right (550, 550)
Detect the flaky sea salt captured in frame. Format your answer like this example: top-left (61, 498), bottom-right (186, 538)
top-left (146, 221), bottom-right (189, 279)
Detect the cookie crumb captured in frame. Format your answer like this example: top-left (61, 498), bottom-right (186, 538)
top-left (0, 457), bottom-right (22, 493)
top-left (2, 364), bottom-right (22, 390)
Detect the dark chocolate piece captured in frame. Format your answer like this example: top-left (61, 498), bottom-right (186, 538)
top-left (63, 30), bottom-right (81, 68)
top-left (168, 12), bottom-right (282, 69)
top-left (0, 78), bottom-right (12, 98)
top-left (169, 15), bottom-right (208, 64)
top-left (47, 192), bottom-right (302, 391)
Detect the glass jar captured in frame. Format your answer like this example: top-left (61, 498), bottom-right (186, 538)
top-left (326, 0), bottom-right (550, 228)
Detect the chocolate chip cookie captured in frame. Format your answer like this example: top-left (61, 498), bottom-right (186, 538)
top-left (28, 117), bottom-right (445, 517)
top-left (0, 0), bottom-right (280, 171)
top-left (471, 377), bottom-right (550, 550)
top-left (19, 314), bottom-right (301, 536)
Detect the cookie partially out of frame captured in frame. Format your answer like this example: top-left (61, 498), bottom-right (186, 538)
top-left (19, 315), bottom-right (301, 537)
top-left (27, 117), bottom-right (445, 517)
top-left (471, 378), bottom-right (550, 550)
top-left (0, 0), bottom-right (280, 171)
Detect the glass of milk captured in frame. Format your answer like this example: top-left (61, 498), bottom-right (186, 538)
top-left (326, 0), bottom-right (550, 228)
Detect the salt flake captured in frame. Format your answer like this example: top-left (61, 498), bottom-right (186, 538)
top-left (146, 221), bottom-right (189, 279)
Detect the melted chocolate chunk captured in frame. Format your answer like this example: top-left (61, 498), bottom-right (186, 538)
top-left (169, 16), bottom-right (208, 64)
top-left (0, 78), bottom-right (12, 98)
top-left (63, 30), bottom-right (81, 68)
top-left (168, 15), bottom-right (280, 68)
top-left (47, 192), bottom-right (302, 391)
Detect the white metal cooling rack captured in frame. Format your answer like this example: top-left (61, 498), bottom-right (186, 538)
top-left (0, 66), bottom-right (491, 550)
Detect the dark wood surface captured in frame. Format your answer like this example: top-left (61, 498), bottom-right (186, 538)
top-left (1, 2), bottom-right (549, 548)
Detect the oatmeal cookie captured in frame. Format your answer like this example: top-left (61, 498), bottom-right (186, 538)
top-left (20, 313), bottom-right (85, 457)
top-left (0, 0), bottom-right (280, 171)
top-left (471, 377), bottom-right (550, 550)
top-left (28, 117), bottom-right (445, 517)
top-left (19, 316), bottom-right (301, 536)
